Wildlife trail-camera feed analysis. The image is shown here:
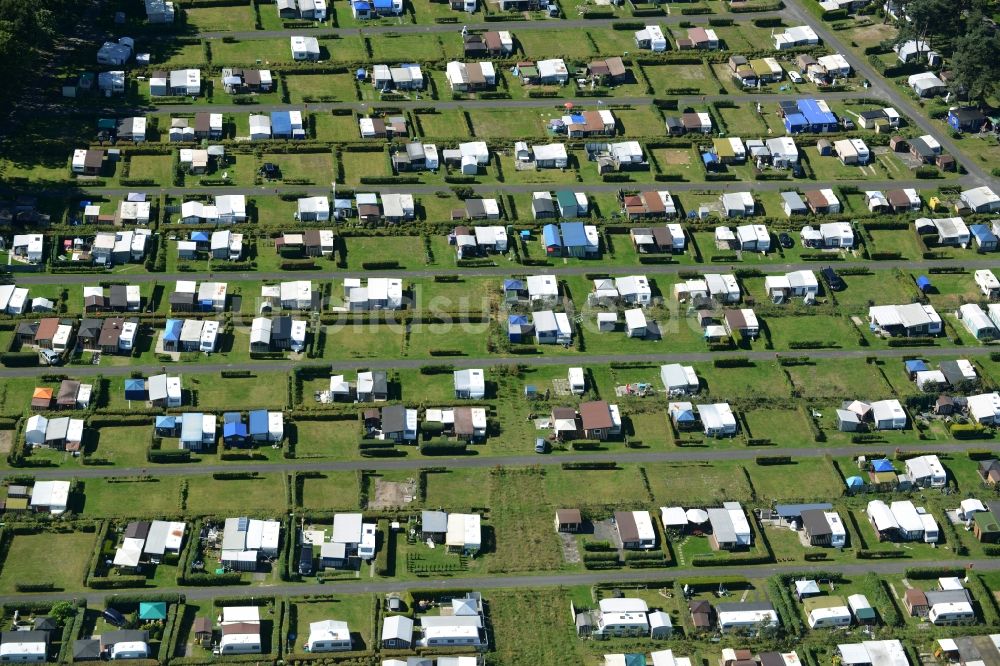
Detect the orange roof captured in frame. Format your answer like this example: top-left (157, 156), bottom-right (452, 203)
top-left (32, 387), bottom-right (53, 400)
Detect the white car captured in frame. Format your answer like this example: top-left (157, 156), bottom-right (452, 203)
top-left (788, 71), bottom-right (804, 84)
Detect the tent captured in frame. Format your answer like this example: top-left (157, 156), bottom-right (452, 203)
top-left (139, 602), bottom-right (167, 621)
top-left (845, 476), bottom-right (864, 489)
top-left (916, 275), bottom-right (932, 292)
top-left (124, 378), bottom-right (147, 401)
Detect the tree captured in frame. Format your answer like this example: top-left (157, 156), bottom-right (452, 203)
top-left (894, 0), bottom-right (964, 57)
top-left (948, 16), bottom-right (1000, 103)
top-left (47, 601), bottom-right (76, 626)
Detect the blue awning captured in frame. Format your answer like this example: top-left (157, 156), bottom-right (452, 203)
top-left (124, 378), bottom-right (146, 396)
top-left (904, 359), bottom-right (929, 373)
top-left (271, 111), bottom-right (292, 134)
top-left (373, 0), bottom-right (392, 9)
top-left (224, 421), bottom-right (247, 438)
top-left (702, 152), bottom-right (717, 165)
top-left (163, 319), bottom-right (183, 342)
top-left (971, 224), bottom-right (998, 244)
top-left (155, 415), bottom-right (176, 429)
top-left (560, 222), bottom-right (587, 247)
top-left (508, 314), bottom-right (528, 325)
top-left (542, 224), bottom-right (561, 248)
top-left (503, 279), bottom-right (524, 291)
top-left (223, 412), bottom-right (241, 424)
top-left (249, 409), bottom-right (268, 435)
top-left (191, 231), bottom-right (209, 242)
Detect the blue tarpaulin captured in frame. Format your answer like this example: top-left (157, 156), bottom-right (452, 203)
top-left (223, 412), bottom-right (241, 424)
top-left (904, 359), bottom-right (929, 373)
top-left (797, 99), bottom-right (837, 131)
top-left (191, 231), bottom-right (209, 243)
top-left (784, 112), bottom-right (807, 133)
top-left (871, 458), bottom-right (895, 473)
top-left (503, 279), bottom-right (524, 291)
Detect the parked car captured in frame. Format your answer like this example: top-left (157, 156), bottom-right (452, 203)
top-left (103, 608), bottom-right (127, 627)
top-left (39, 349), bottom-right (62, 366)
top-left (259, 162), bottom-right (281, 179)
top-left (788, 71), bottom-right (804, 84)
top-left (778, 232), bottom-right (794, 249)
top-left (821, 266), bottom-right (846, 291)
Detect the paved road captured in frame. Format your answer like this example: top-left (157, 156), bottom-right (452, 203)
top-left (9, 256), bottom-right (995, 286)
top-left (69, 175), bottom-right (978, 199)
top-left (135, 90), bottom-right (867, 116)
top-left (780, 0), bottom-right (997, 189)
top-left (1, 556), bottom-right (995, 605)
top-left (0, 343), bottom-right (991, 380)
top-left (194, 11), bottom-right (784, 41)
top-left (23, 440), bottom-right (1000, 481)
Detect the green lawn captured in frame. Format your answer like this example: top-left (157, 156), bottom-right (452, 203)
top-left (294, 419), bottom-right (360, 459)
top-left (697, 361), bottom-right (791, 400)
top-left (300, 471), bottom-right (361, 510)
top-left (129, 155), bottom-right (175, 183)
top-left (81, 478), bottom-right (184, 517)
top-left (423, 468), bottom-right (490, 507)
top-left (184, 5), bottom-right (256, 31)
top-left (284, 74), bottom-right (359, 103)
top-left (785, 358), bottom-right (894, 400)
top-left (643, 63), bottom-right (716, 95)
top-left (261, 152), bottom-right (335, 184)
top-left (468, 108), bottom-right (547, 138)
top-left (87, 426), bottom-right (154, 467)
top-left (644, 460), bottom-right (754, 504)
top-left (185, 474), bottom-right (288, 515)
top-left (544, 465), bottom-right (651, 507)
top-left (368, 34), bottom-right (444, 61)
top-left (488, 589), bottom-right (585, 666)
top-left (747, 458), bottom-right (843, 501)
top-left (0, 531), bottom-right (96, 592)
top-left (487, 468), bottom-right (564, 573)
top-left (516, 30), bottom-right (596, 59)
top-left (339, 150), bottom-right (389, 185)
top-left (292, 596), bottom-right (374, 653)
top-left (188, 372), bottom-right (288, 410)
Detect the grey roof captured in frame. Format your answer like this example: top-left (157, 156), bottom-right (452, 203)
top-left (925, 589), bottom-right (972, 605)
top-left (73, 639), bottom-right (101, 660)
top-left (382, 404), bottom-right (405, 432)
top-left (707, 507), bottom-right (736, 543)
top-left (421, 510), bottom-right (448, 533)
top-left (800, 508), bottom-right (832, 537)
top-left (0, 631), bottom-right (48, 645)
top-left (775, 503), bottom-right (833, 518)
top-left (715, 601), bottom-right (775, 613)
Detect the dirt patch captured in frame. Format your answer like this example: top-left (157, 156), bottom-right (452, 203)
top-left (849, 23), bottom-right (897, 48)
top-left (559, 532), bottom-right (581, 564)
top-left (369, 478), bottom-right (417, 509)
top-left (0, 431), bottom-right (12, 454)
top-left (661, 149), bottom-right (691, 165)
